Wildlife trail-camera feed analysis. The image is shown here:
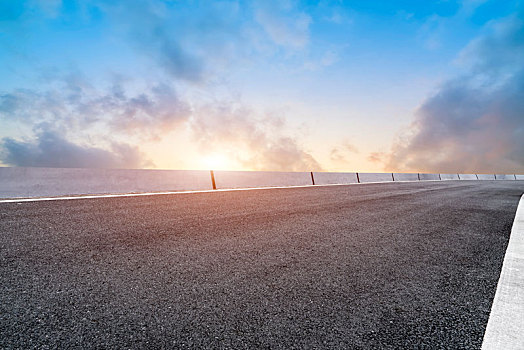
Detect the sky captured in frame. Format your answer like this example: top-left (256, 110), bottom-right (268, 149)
top-left (0, 0), bottom-right (523, 173)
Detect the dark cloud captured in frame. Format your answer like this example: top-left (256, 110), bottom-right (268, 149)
top-left (386, 14), bottom-right (524, 174)
top-left (0, 127), bottom-right (152, 168)
top-left (191, 104), bottom-right (322, 171)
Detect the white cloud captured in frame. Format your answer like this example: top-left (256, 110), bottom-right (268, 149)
top-left (386, 14), bottom-right (524, 173)
top-left (254, 0), bottom-right (312, 49)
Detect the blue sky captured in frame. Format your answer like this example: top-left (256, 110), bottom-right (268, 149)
top-left (0, 0), bottom-right (523, 173)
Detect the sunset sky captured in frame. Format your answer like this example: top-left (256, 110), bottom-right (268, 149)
top-left (1, 0), bottom-right (523, 173)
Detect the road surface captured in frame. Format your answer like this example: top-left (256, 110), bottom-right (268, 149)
top-left (1, 181), bottom-right (523, 349)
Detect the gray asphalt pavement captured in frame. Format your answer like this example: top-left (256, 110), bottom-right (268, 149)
top-left (1, 181), bottom-right (523, 349)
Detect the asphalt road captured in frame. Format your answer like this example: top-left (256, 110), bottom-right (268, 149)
top-left (1, 181), bottom-right (523, 349)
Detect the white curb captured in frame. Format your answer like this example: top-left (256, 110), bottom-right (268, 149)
top-left (482, 194), bottom-right (524, 349)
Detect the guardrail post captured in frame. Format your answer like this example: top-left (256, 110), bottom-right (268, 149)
top-left (210, 170), bottom-right (217, 190)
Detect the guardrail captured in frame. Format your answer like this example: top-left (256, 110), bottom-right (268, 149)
top-left (0, 167), bottom-right (522, 198)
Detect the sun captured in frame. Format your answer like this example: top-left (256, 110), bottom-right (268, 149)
top-left (201, 153), bottom-right (231, 170)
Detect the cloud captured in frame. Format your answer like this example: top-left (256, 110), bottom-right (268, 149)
top-left (367, 152), bottom-right (385, 164)
top-left (0, 1), bottom-right (323, 170)
top-left (95, 1), bottom-right (205, 82)
top-left (0, 73), bottom-right (322, 171)
top-left (417, 14), bottom-right (445, 50)
top-left (303, 50), bottom-right (340, 71)
top-left (0, 75), bottom-right (190, 140)
top-left (455, 14), bottom-right (524, 75)
top-left (321, 50), bottom-right (339, 66)
top-left (0, 127), bottom-right (152, 168)
top-left (0, 73), bottom-right (189, 168)
top-left (98, 0), bottom-right (250, 83)
top-left (190, 103), bottom-right (322, 171)
top-left (156, 38), bottom-right (204, 82)
top-left (386, 14), bottom-right (524, 174)
top-left (105, 82), bottom-right (191, 138)
top-left (254, 0), bottom-right (312, 49)
top-left (330, 142), bottom-right (359, 164)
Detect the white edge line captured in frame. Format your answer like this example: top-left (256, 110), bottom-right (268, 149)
top-left (0, 179), bottom-right (456, 204)
top-left (482, 194), bottom-right (524, 349)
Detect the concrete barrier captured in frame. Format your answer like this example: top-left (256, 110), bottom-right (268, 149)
top-left (440, 174), bottom-right (459, 180)
top-left (2, 166), bottom-right (521, 199)
top-left (358, 173), bottom-right (394, 183)
top-left (495, 174), bottom-right (515, 180)
top-left (477, 174), bottom-right (496, 180)
top-left (419, 173), bottom-right (440, 181)
top-left (392, 173), bottom-right (419, 182)
top-left (459, 174), bottom-right (478, 180)
top-left (0, 167), bottom-right (213, 198)
top-left (213, 170), bottom-right (312, 189)
top-left (312, 172), bottom-right (358, 185)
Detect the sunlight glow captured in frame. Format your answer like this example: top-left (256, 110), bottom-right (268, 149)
top-left (201, 153), bottom-right (231, 170)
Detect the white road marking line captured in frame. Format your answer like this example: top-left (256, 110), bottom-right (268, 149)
top-left (482, 194), bottom-right (524, 350)
top-left (0, 179), bottom-right (453, 204)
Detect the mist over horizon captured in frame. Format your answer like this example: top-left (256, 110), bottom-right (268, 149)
top-left (1, 0), bottom-right (523, 174)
